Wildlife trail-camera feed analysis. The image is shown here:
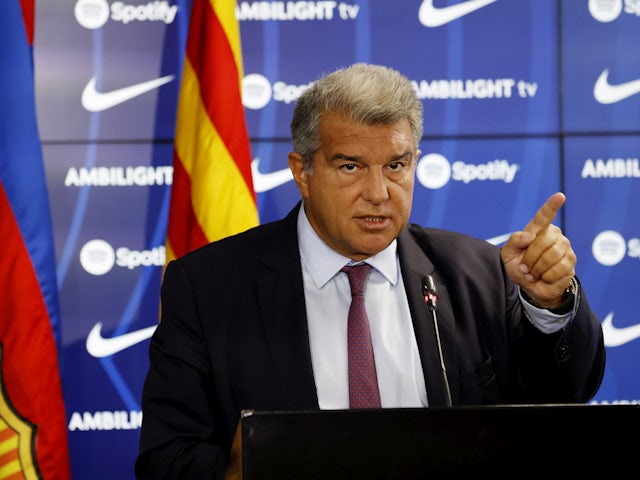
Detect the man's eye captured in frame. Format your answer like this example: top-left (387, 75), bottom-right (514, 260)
top-left (341, 164), bottom-right (357, 172)
top-left (389, 162), bottom-right (403, 170)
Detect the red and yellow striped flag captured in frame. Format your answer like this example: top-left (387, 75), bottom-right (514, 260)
top-left (166, 0), bottom-right (258, 264)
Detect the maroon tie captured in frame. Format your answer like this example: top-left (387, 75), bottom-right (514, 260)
top-left (341, 263), bottom-right (381, 408)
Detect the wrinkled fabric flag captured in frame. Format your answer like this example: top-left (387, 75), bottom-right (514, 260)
top-left (166, 0), bottom-right (258, 264)
top-left (0, 1), bottom-right (71, 479)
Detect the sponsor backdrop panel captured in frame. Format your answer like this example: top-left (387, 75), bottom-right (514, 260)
top-left (241, 0), bottom-right (559, 139)
top-left (43, 141), bottom-right (172, 478)
top-left (562, 0), bottom-right (640, 133)
top-left (410, 137), bottom-right (560, 241)
top-left (564, 135), bottom-right (640, 404)
top-left (35, 0), bottom-right (186, 142)
top-left (29, 1), bottom-right (640, 479)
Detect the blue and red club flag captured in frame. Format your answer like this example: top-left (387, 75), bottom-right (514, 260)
top-left (0, 1), bottom-right (71, 478)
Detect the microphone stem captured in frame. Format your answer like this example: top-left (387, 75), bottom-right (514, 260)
top-left (430, 308), bottom-right (452, 407)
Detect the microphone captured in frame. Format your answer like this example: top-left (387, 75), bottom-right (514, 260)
top-left (422, 275), bottom-right (437, 311)
top-left (422, 275), bottom-right (452, 407)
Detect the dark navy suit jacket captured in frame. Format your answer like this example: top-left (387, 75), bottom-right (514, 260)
top-left (136, 203), bottom-right (605, 479)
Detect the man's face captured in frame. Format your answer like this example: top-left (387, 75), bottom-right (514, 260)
top-left (288, 112), bottom-right (419, 262)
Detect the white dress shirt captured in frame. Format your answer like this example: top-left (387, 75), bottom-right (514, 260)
top-left (298, 207), bottom-right (428, 409)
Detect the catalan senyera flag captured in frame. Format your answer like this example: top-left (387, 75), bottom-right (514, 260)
top-left (166, 0), bottom-right (259, 264)
top-left (0, 1), bottom-right (71, 479)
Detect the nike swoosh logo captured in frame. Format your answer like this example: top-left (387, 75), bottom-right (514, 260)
top-left (593, 69), bottom-right (640, 104)
top-left (601, 312), bottom-right (640, 347)
top-left (486, 232), bottom-right (512, 246)
top-left (251, 158), bottom-right (293, 193)
top-left (81, 74), bottom-right (175, 112)
top-left (419, 0), bottom-right (498, 27)
top-left (86, 322), bottom-right (157, 358)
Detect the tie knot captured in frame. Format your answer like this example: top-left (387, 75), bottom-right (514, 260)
top-left (341, 263), bottom-right (371, 297)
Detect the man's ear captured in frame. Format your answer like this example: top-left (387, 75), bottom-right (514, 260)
top-left (288, 152), bottom-right (309, 196)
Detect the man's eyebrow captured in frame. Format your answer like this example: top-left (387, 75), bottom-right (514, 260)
top-left (330, 151), bottom-right (413, 162)
top-left (330, 153), bottom-right (359, 162)
top-left (393, 151), bottom-right (412, 161)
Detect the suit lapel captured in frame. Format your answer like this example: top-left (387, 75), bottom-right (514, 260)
top-left (255, 204), bottom-right (319, 410)
top-left (398, 230), bottom-right (459, 406)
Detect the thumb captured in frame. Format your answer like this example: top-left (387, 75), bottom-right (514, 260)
top-left (501, 231), bottom-right (537, 285)
top-left (502, 230), bottom-right (536, 259)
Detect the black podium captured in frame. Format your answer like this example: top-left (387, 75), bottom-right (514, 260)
top-left (230, 404), bottom-right (639, 479)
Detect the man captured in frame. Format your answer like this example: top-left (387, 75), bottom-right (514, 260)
top-left (136, 63), bottom-right (605, 479)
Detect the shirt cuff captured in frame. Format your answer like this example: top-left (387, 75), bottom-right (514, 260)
top-left (518, 283), bottom-right (578, 334)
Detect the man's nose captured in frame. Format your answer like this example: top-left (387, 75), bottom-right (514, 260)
top-left (362, 169), bottom-right (389, 204)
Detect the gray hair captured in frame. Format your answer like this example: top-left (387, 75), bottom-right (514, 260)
top-left (290, 63), bottom-right (424, 169)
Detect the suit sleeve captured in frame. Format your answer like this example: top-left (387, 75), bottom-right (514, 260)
top-left (405, 225), bottom-right (606, 405)
top-left (516, 276), bottom-right (606, 403)
top-left (135, 260), bottom-right (229, 480)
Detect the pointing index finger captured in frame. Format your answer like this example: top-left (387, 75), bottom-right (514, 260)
top-left (523, 192), bottom-right (566, 234)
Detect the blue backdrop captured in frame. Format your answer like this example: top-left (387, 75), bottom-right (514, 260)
top-left (34, 1), bottom-right (640, 478)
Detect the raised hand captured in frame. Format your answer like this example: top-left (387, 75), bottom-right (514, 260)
top-left (500, 192), bottom-right (576, 309)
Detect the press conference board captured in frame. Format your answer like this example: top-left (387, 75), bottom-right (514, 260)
top-left (34, 1), bottom-right (640, 479)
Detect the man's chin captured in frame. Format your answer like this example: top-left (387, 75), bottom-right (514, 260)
top-left (353, 237), bottom-right (395, 258)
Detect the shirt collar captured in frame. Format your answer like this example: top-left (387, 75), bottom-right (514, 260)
top-left (297, 203), bottom-right (399, 289)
